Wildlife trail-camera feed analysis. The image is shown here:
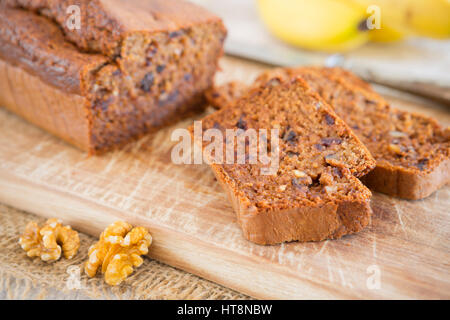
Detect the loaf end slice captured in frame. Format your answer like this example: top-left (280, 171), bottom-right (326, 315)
top-left (195, 78), bottom-right (375, 244)
top-left (0, 2), bottom-right (226, 154)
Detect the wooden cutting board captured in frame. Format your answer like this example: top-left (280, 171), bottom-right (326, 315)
top-left (0, 56), bottom-right (449, 299)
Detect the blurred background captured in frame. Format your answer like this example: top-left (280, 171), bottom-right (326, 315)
top-left (191, 0), bottom-right (450, 104)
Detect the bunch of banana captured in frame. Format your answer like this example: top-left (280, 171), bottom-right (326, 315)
top-left (257, 0), bottom-right (450, 52)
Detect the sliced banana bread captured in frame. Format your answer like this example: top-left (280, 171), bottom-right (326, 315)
top-left (196, 77), bottom-right (375, 244)
top-left (207, 68), bottom-right (450, 200)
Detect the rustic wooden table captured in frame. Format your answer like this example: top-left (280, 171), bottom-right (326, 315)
top-left (0, 56), bottom-right (449, 299)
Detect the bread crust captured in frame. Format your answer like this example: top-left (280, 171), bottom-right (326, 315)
top-left (361, 158), bottom-right (450, 200)
top-left (0, 8), bottom-right (107, 94)
top-left (211, 163), bottom-right (371, 245)
top-left (3, 0), bottom-right (224, 57)
top-left (0, 59), bottom-right (90, 150)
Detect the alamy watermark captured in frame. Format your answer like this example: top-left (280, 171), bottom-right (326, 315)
top-left (65, 265), bottom-right (86, 290)
top-left (66, 5), bottom-right (81, 30)
top-left (366, 265), bottom-right (381, 290)
top-left (366, 5), bottom-right (381, 30)
top-left (63, 3), bottom-right (382, 33)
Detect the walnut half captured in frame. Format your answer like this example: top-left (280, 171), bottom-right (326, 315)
top-left (85, 221), bottom-right (152, 286)
top-left (19, 218), bottom-right (80, 261)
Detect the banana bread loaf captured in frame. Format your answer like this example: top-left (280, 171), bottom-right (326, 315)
top-left (207, 68), bottom-right (450, 200)
top-left (195, 77), bottom-right (375, 244)
top-left (0, 0), bottom-right (226, 153)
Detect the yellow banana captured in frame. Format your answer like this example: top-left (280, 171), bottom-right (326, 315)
top-left (257, 0), bottom-right (370, 52)
top-left (369, 23), bottom-right (406, 42)
top-left (351, 0), bottom-right (450, 39)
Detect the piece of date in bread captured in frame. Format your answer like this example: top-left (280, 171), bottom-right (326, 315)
top-left (0, 1), bottom-right (226, 153)
top-left (207, 68), bottom-right (450, 200)
top-left (195, 78), bottom-right (376, 244)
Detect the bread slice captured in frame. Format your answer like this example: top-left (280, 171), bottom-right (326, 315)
top-left (195, 77), bottom-right (375, 244)
top-left (207, 68), bottom-right (450, 200)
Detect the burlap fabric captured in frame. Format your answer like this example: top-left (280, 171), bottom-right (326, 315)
top-left (0, 204), bottom-right (250, 300)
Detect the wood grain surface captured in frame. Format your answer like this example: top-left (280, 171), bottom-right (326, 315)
top-left (0, 56), bottom-right (449, 299)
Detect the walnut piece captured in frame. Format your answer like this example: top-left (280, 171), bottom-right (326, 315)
top-left (85, 221), bottom-right (152, 286)
top-left (19, 218), bottom-right (80, 261)
top-left (293, 170), bottom-right (307, 178)
top-left (388, 143), bottom-right (403, 155)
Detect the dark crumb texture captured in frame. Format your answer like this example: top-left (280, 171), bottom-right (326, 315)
top-left (209, 67), bottom-right (450, 200)
top-left (0, 0), bottom-right (227, 153)
top-left (87, 21), bottom-right (226, 152)
top-left (195, 78), bottom-right (375, 244)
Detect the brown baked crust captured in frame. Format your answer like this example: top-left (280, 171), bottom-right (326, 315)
top-left (193, 78), bottom-right (374, 244)
top-left (0, 8), bottom-right (107, 94)
top-left (210, 68), bottom-right (450, 200)
top-left (0, 58), bottom-right (90, 150)
top-left (0, 3), bottom-right (226, 154)
top-left (211, 163), bottom-right (372, 245)
top-left (3, 0), bottom-right (223, 57)
top-left (361, 156), bottom-right (450, 200)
